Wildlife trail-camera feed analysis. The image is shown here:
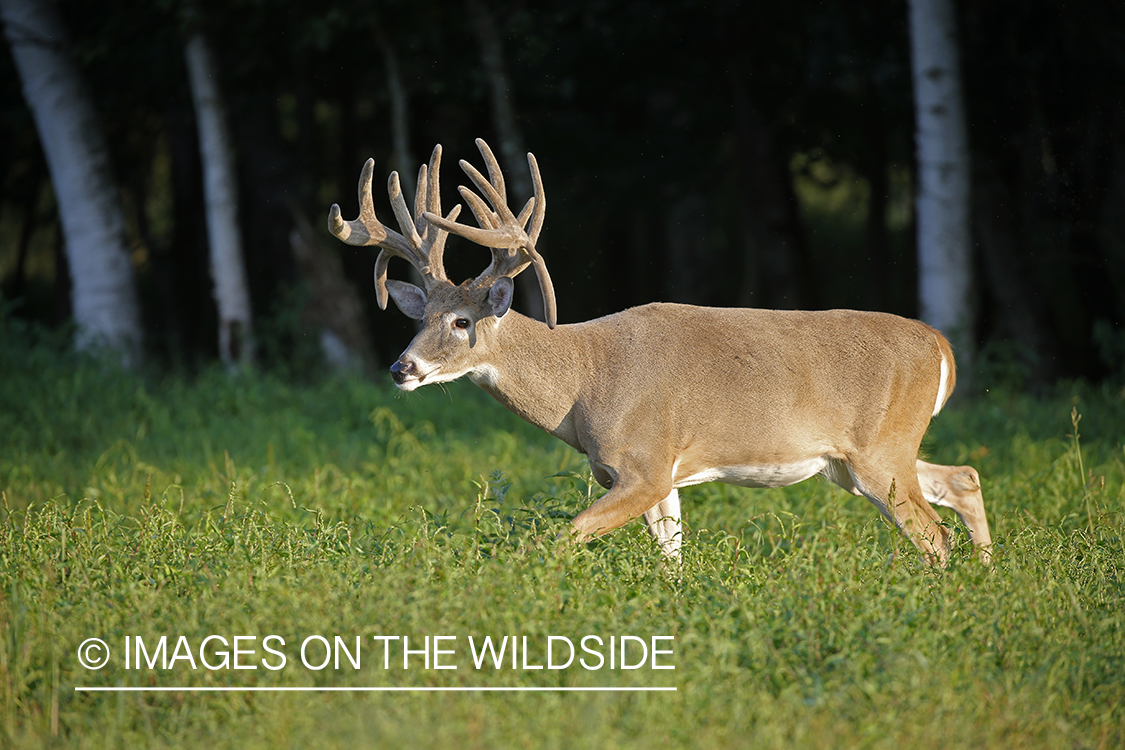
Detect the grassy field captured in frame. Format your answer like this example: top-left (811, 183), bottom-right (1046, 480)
top-left (1, 322), bottom-right (1123, 749)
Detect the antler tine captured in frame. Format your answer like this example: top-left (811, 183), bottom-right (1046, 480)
top-left (328, 158), bottom-right (417, 311)
top-left (518, 151), bottom-right (555, 326)
top-left (328, 158), bottom-right (409, 253)
top-left (459, 186), bottom-right (503, 231)
top-left (414, 145), bottom-right (458, 280)
top-left (372, 207), bottom-right (461, 311)
top-left (515, 196), bottom-right (535, 232)
top-left (420, 138), bottom-right (558, 329)
top-left (423, 141), bottom-right (523, 248)
top-left (372, 249), bottom-right (398, 311)
top-left (460, 157), bottom-right (516, 224)
top-left (423, 204), bottom-right (461, 283)
top-left (530, 253), bottom-right (557, 329)
top-left (526, 152), bottom-right (546, 245)
top-left (388, 171), bottom-right (423, 253)
top-left (372, 171), bottom-right (427, 310)
top-left (414, 161), bottom-right (429, 236)
top-left (475, 137), bottom-right (507, 207)
top-left (413, 145), bottom-right (444, 238)
top-left (426, 145), bottom-right (442, 218)
top-left (329, 146), bottom-right (463, 310)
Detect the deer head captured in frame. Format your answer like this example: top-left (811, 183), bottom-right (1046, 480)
top-left (328, 139), bottom-right (556, 391)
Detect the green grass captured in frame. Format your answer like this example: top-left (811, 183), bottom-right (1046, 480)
top-left (1, 324), bottom-right (1123, 748)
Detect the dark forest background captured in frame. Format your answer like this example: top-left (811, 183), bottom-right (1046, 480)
top-left (2, 0), bottom-right (1123, 386)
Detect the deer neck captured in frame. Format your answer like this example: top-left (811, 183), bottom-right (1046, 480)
top-left (468, 311), bottom-right (586, 446)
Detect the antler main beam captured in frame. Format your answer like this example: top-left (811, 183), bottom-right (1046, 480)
top-left (327, 145), bottom-right (460, 310)
top-left (423, 139), bottom-right (557, 329)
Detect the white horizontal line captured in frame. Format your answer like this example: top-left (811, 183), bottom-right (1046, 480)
top-left (75, 686), bottom-right (676, 693)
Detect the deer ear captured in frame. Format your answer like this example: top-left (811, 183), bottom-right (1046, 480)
top-left (386, 280), bottom-right (427, 320)
top-left (488, 277), bottom-right (514, 319)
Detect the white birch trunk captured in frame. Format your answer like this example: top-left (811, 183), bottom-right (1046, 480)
top-left (909, 0), bottom-right (973, 363)
top-left (1, 0), bottom-right (142, 367)
top-left (184, 32), bottom-right (254, 369)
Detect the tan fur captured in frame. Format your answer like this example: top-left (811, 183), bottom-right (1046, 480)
top-left (329, 140), bottom-right (994, 566)
top-left (447, 305), bottom-right (991, 565)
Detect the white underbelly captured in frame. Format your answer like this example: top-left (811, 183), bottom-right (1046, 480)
top-left (674, 456), bottom-right (829, 489)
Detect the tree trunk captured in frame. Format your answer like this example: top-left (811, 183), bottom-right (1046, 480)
top-left (184, 31), bottom-right (254, 369)
top-left (9, 176), bottom-right (40, 303)
top-left (1, 0), bottom-right (142, 367)
top-left (372, 18), bottom-right (425, 298)
top-left (466, 0), bottom-right (546, 322)
top-left (290, 216), bottom-right (377, 375)
top-left (973, 157), bottom-right (1058, 383)
top-left (373, 20), bottom-right (414, 196)
top-left (861, 109), bottom-right (892, 312)
top-left (731, 75), bottom-right (813, 310)
top-left (908, 0), bottom-right (974, 368)
top-left (162, 100), bottom-right (211, 363)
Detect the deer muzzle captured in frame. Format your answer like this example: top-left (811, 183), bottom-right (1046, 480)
top-left (390, 358), bottom-right (415, 385)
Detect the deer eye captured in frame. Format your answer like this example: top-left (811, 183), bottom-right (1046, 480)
top-left (453, 317), bottom-right (471, 330)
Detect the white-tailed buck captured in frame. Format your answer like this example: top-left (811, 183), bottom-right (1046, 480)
top-left (328, 139), bottom-right (992, 565)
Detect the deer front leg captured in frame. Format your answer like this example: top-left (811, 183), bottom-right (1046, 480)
top-left (916, 460), bottom-right (992, 565)
top-left (570, 462), bottom-right (674, 547)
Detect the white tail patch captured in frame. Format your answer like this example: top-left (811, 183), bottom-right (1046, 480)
top-left (932, 353), bottom-right (950, 416)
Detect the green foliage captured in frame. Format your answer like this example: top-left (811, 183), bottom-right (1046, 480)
top-left (1, 336), bottom-right (1123, 748)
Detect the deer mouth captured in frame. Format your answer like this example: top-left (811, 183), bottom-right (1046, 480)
top-left (392, 372), bottom-right (429, 392)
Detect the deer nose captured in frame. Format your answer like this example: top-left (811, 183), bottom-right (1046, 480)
top-left (390, 358), bottom-right (415, 384)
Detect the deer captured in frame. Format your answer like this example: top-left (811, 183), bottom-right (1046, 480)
top-left (327, 139), bottom-right (993, 566)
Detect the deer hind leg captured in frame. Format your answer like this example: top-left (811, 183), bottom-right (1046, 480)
top-left (643, 488), bottom-right (683, 562)
top-left (916, 460), bottom-right (993, 565)
top-left (845, 459), bottom-right (951, 566)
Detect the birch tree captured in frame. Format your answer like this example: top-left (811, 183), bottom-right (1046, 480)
top-left (184, 29), bottom-right (254, 369)
top-left (1, 0), bottom-right (142, 367)
top-left (908, 0), bottom-right (973, 364)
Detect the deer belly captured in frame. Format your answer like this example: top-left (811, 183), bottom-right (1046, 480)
top-left (674, 456), bottom-right (828, 489)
